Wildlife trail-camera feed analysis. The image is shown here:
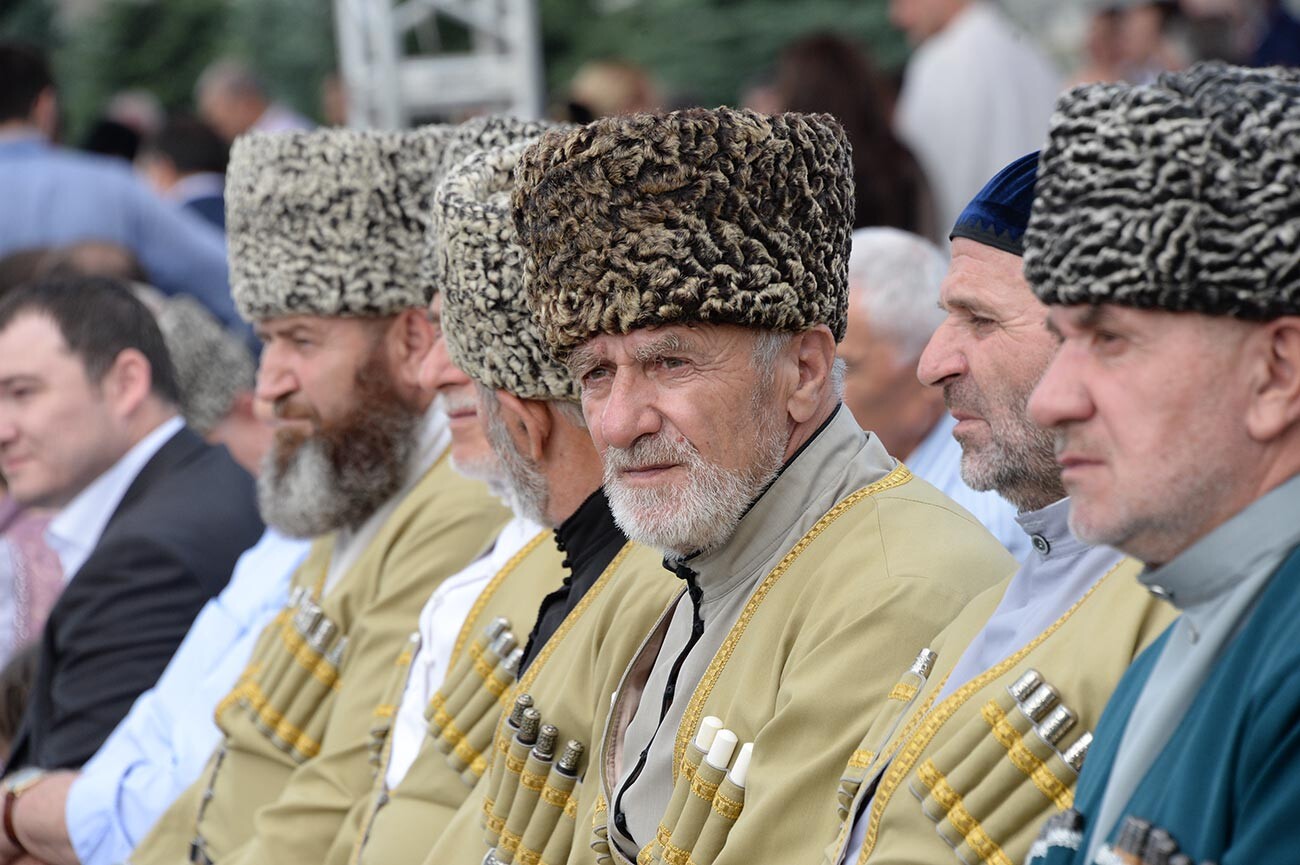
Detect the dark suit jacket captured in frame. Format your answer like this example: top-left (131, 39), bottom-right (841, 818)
top-left (5, 427), bottom-right (263, 771)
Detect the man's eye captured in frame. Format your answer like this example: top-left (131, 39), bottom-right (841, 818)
top-left (580, 367), bottom-right (609, 385)
top-left (658, 357), bottom-right (687, 370)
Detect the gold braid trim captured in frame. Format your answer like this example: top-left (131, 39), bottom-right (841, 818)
top-left (565, 794), bottom-right (579, 819)
top-left (853, 560), bottom-right (1126, 865)
top-left (982, 703), bottom-right (1074, 810)
top-left (711, 791), bottom-right (744, 822)
top-left (847, 749), bottom-right (875, 770)
top-left (490, 544), bottom-right (633, 749)
top-left (673, 466), bottom-right (915, 774)
top-left (888, 683), bottom-right (918, 703)
top-left (689, 773), bottom-right (720, 802)
top-left (917, 760), bottom-right (1013, 865)
top-left (450, 530), bottom-right (552, 665)
top-left (661, 840), bottom-right (689, 865)
top-left (541, 783), bottom-right (571, 808)
top-left (522, 768), bottom-right (548, 791)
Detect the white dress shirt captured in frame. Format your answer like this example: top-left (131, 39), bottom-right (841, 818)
top-left (385, 514), bottom-right (548, 789)
top-left (45, 416), bottom-right (184, 580)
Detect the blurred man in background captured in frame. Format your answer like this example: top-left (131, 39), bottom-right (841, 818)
top-left (196, 59), bottom-right (314, 143)
top-left (137, 115), bottom-right (229, 231)
top-left (0, 43), bottom-right (243, 336)
top-left (840, 227), bottom-right (1026, 559)
top-left (889, 0), bottom-right (1061, 243)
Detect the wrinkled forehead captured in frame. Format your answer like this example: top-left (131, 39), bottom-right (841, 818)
top-left (568, 322), bottom-right (759, 369)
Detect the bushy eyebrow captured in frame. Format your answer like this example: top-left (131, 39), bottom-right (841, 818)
top-left (566, 345), bottom-right (601, 378)
top-left (631, 331), bottom-right (691, 363)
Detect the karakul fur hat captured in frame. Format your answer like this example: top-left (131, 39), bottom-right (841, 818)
top-left (1025, 62), bottom-right (1300, 319)
top-left (512, 107), bottom-right (855, 359)
top-left (227, 125), bottom-right (449, 320)
top-left (423, 115), bottom-right (568, 297)
top-left (436, 142), bottom-right (579, 402)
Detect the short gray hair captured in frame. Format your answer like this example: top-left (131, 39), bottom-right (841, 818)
top-left (751, 329), bottom-right (845, 401)
top-left (196, 59), bottom-right (266, 102)
top-left (847, 227), bottom-right (947, 362)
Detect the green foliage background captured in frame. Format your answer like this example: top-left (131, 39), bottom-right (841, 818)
top-left (1, 0), bottom-right (906, 135)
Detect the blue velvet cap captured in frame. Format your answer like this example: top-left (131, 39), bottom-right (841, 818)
top-left (949, 151), bottom-right (1039, 256)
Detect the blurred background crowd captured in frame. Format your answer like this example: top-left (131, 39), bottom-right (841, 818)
top-left (0, 0), bottom-right (1297, 757)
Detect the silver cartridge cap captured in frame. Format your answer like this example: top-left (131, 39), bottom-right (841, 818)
top-left (517, 707), bottom-right (541, 745)
top-left (489, 631), bottom-right (518, 658)
top-left (508, 694), bottom-right (535, 729)
top-left (1062, 731), bottom-right (1093, 773)
top-left (308, 618), bottom-right (338, 652)
top-left (1008, 668), bottom-right (1044, 704)
top-left (502, 647), bottom-right (525, 677)
top-left (326, 635), bottom-right (349, 667)
top-left (1035, 705), bottom-right (1077, 746)
top-left (1020, 682), bottom-right (1061, 723)
top-left (533, 724), bottom-right (559, 760)
top-left (558, 740), bottom-right (585, 775)
top-left (909, 648), bottom-right (939, 679)
top-left (486, 617), bottom-right (511, 641)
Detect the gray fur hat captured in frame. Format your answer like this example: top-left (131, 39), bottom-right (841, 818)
top-left (134, 289), bottom-right (255, 435)
top-left (1025, 63), bottom-right (1300, 319)
top-left (226, 126), bottom-right (449, 320)
top-left (436, 143), bottom-right (579, 403)
top-left (512, 107), bottom-right (855, 359)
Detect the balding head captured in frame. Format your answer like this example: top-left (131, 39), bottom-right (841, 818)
top-left (195, 59), bottom-right (269, 142)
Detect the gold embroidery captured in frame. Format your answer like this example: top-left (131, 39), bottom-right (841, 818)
top-left (521, 768), bottom-right (548, 791)
top-left (541, 784), bottom-right (570, 808)
top-left (848, 749), bottom-right (875, 769)
top-left (888, 683), bottom-right (918, 703)
top-left (712, 791), bottom-right (744, 821)
top-left (674, 466), bottom-right (915, 773)
top-left (690, 773), bottom-right (721, 802)
top-left (565, 794), bottom-right (580, 819)
top-left (854, 561), bottom-right (1126, 864)
top-left (450, 531), bottom-right (552, 665)
top-left (982, 703), bottom-right (1074, 810)
top-left (917, 761), bottom-right (1013, 865)
top-left (661, 840), bottom-right (690, 865)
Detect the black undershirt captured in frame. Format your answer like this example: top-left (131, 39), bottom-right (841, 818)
top-left (517, 487), bottom-right (628, 674)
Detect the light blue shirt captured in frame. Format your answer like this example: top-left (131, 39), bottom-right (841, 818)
top-left (0, 133), bottom-right (244, 336)
top-left (906, 412), bottom-right (1030, 561)
top-left (66, 528), bottom-right (309, 865)
top-left (45, 416), bottom-right (185, 580)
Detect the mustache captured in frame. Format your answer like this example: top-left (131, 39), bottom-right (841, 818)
top-left (603, 433), bottom-right (697, 473)
top-left (271, 397), bottom-right (318, 425)
top-left (436, 392), bottom-right (478, 416)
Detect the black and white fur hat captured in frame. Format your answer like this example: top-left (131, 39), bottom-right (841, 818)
top-left (435, 142), bottom-right (579, 403)
top-left (1026, 63), bottom-right (1300, 319)
top-left (226, 126), bottom-right (449, 321)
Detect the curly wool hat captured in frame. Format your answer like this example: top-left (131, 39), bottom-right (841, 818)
top-left (422, 115), bottom-right (568, 298)
top-left (512, 107), bottom-right (855, 358)
top-left (1025, 63), bottom-right (1300, 319)
top-left (226, 125), bottom-right (449, 320)
top-left (436, 143), bottom-right (579, 403)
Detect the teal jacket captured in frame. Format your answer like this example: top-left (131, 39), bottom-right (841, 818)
top-left (1027, 543), bottom-right (1300, 865)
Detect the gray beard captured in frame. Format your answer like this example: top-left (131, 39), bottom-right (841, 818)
top-left (257, 410), bottom-right (421, 539)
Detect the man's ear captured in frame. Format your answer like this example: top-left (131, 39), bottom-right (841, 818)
top-left (388, 308), bottom-right (436, 389)
top-left (495, 390), bottom-right (552, 463)
top-left (1245, 317), bottom-right (1300, 442)
top-left (102, 348), bottom-right (155, 420)
top-left (785, 325), bottom-right (837, 425)
top-left (31, 87), bottom-right (58, 140)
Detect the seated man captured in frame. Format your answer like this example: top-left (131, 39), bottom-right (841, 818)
top-left (0, 275), bottom-right (263, 777)
top-left (124, 127), bottom-right (507, 865)
top-left (0, 291), bottom-right (309, 865)
top-left (1023, 64), bottom-right (1300, 865)
top-left (823, 153), bottom-right (1174, 865)
top-left (328, 135), bottom-right (675, 865)
top-left (513, 107), bottom-right (1014, 865)
top-left (840, 227), bottom-right (1027, 559)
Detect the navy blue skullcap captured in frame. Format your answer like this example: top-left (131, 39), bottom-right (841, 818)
top-left (950, 151), bottom-right (1039, 256)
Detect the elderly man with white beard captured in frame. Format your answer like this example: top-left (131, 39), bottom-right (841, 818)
top-left (124, 128), bottom-right (508, 865)
top-left (324, 136), bottom-right (679, 865)
top-left (509, 107), bottom-right (1016, 865)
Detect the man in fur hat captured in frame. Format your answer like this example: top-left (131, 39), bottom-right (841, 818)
top-left (512, 107), bottom-right (1015, 865)
top-left (321, 130), bottom-right (678, 865)
top-left (822, 153), bottom-right (1175, 865)
top-left (110, 127), bottom-right (508, 865)
top-left (1022, 63), bottom-right (1300, 865)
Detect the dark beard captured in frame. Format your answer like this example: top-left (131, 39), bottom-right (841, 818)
top-left (258, 349), bottom-right (423, 538)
